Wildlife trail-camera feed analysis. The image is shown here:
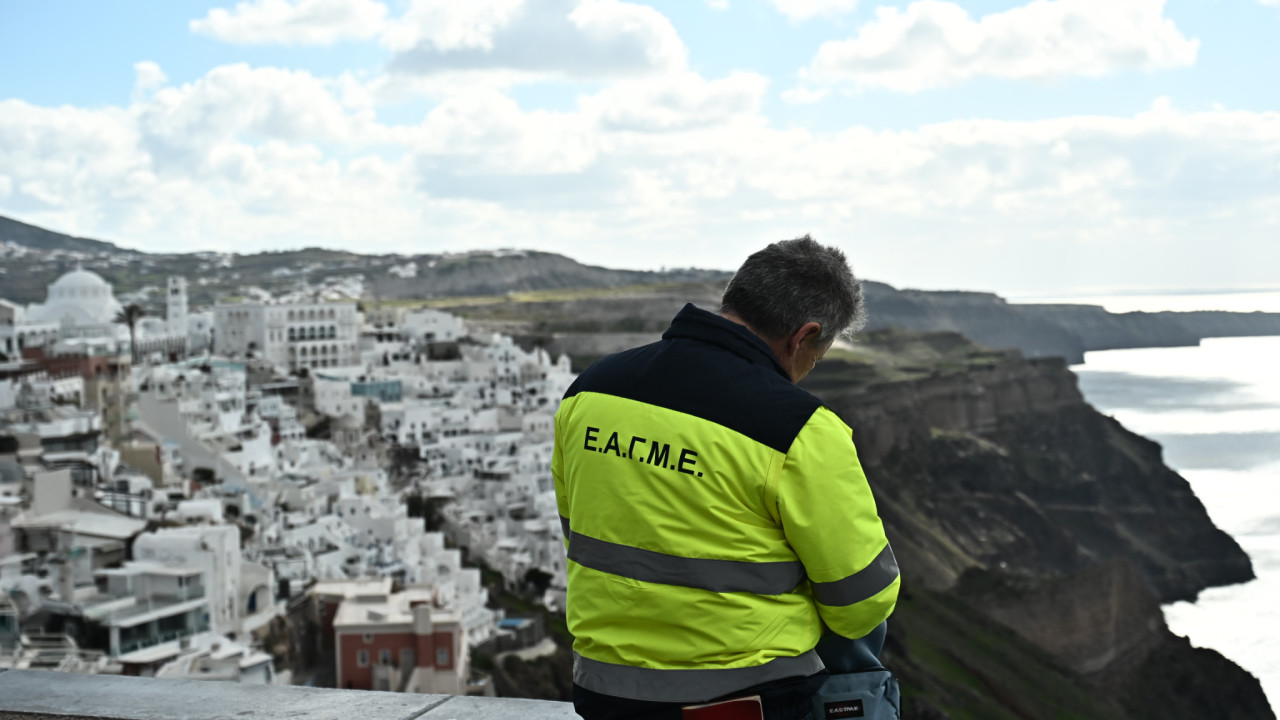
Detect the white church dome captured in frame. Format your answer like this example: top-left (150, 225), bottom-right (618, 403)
top-left (31, 266), bottom-right (123, 327)
top-left (50, 268), bottom-right (112, 294)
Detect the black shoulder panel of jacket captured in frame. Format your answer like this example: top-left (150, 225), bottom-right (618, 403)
top-left (563, 304), bottom-right (822, 454)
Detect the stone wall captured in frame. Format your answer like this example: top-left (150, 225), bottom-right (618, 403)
top-left (0, 670), bottom-right (575, 720)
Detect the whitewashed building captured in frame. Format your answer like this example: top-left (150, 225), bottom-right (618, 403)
top-left (213, 302), bottom-right (359, 373)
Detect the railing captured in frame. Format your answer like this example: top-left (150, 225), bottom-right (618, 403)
top-left (118, 626), bottom-right (204, 656)
top-left (10, 634), bottom-right (107, 673)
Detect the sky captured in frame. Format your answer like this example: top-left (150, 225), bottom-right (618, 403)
top-left (1, 0), bottom-right (1278, 298)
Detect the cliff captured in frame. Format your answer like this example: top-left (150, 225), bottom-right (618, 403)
top-left (1015, 303), bottom-right (1201, 352)
top-left (861, 283), bottom-right (1280, 363)
top-left (453, 280), bottom-right (1280, 369)
top-left (1154, 310), bottom-right (1280, 339)
top-left (1016, 304), bottom-right (1280, 352)
top-left (799, 331), bottom-right (1270, 719)
top-left (862, 283), bottom-right (1089, 363)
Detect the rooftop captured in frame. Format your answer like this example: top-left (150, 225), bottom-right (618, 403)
top-left (333, 587), bottom-right (459, 628)
top-left (10, 510), bottom-right (147, 539)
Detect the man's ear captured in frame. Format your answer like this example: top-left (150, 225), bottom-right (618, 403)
top-left (790, 321), bottom-right (823, 354)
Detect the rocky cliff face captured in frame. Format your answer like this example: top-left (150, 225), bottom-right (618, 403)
top-left (807, 337), bottom-right (1253, 602)
top-left (799, 333), bottom-right (1271, 719)
top-left (1015, 305), bottom-right (1280, 351)
top-left (438, 278), bottom-right (1280, 369)
top-left (1156, 310), bottom-right (1280, 339)
top-left (1016, 304), bottom-right (1201, 351)
top-left (862, 282), bottom-right (1280, 363)
top-left (862, 283), bottom-right (1089, 363)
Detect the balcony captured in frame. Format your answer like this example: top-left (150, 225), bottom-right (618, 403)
top-left (0, 669), bottom-right (576, 719)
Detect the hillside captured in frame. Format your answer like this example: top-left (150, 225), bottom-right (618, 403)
top-left (0, 215), bottom-right (133, 255)
top-left (4, 213), bottom-right (1279, 364)
top-left (369, 252), bottom-right (729, 299)
top-left (0, 214), bottom-right (731, 311)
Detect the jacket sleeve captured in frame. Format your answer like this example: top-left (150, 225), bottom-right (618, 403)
top-left (771, 406), bottom-right (899, 640)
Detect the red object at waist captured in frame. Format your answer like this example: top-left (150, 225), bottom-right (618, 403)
top-left (681, 695), bottom-right (765, 720)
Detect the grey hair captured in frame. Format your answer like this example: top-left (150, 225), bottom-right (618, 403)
top-left (719, 235), bottom-right (866, 345)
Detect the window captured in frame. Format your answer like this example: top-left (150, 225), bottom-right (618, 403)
top-left (400, 649), bottom-right (415, 669)
top-left (357, 650), bottom-right (369, 667)
top-left (436, 647), bottom-right (450, 667)
top-left (379, 649), bottom-right (391, 666)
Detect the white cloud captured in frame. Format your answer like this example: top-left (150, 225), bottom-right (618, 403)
top-left (781, 86), bottom-right (829, 104)
top-left (384, 0), bottom-right (687, 80)
top-left (706, 0), bottom-right (730, 9)
top-left (410, 91), bottom-right (600, 175)
top-left (0, 95), bottom-right (421, 252)
top-left (804, 0), bottom-right (1199, 92)
top-left (767, 0), bottom-right (858, 21)
top-left (581, 71), bottom-right (768, 132)
top-left (135, 64), bottom-right (377, 171)
top-left (2, 55), bottom-right (1278, 292)
top-left (0, 99), bottom-right (150, 233)
top-left (191, 0), bottom-right (388, 45)
top-left (132, 62), bottom-right (168, 100)
top-left (381, 0), bottom-right (524, 53)
top-left (129, 64), bottom-right (169, 123)
top-left (1261, 0), bottom-right (1280, 6)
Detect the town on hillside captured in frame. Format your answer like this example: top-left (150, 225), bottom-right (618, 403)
top-left (0, 261), bottom-right (576, 696)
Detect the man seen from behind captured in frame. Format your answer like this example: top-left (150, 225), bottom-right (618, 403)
top-left (553, 236), bottom-right (900, 720)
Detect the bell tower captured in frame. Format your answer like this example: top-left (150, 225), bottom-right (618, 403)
top-left (167, 276), bottom-right (189, 351)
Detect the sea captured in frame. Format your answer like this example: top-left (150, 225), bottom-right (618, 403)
top-left (1009, 289), bottom-right (1280, 711)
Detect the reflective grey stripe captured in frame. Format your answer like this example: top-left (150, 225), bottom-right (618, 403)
top-left (573, 650), bottom-right (824, 703)
top-left (560, 514), bottom-right (571, 537)
top-left (567, 532), bottom-right (805, 595)
top-left (811, 544), bottom-right (899, 607)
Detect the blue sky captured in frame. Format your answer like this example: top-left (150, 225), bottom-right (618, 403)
top-left (2, 0), bottom-right (1278, 298)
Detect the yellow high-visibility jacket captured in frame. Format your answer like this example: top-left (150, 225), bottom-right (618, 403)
top-left (553, 304), bottom-right (899, 704)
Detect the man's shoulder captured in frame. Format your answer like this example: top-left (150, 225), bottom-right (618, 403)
top-left (564, 340), bottom-right (664, 399)
top-left (564, 338), bottom-right (824, 454)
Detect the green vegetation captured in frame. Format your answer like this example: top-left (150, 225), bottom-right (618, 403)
top-left (806, 328), bottom-right (1021, 389)
top-left (890, 589), bottom-right (1130, 720)
top-left (398, 281), bottom-right (713, 310)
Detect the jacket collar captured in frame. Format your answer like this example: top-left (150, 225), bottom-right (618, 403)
top-left (662, 304), bottom-right (790, 380)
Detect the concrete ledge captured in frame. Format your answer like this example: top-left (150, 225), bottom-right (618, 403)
top-left (0, 670), bottom-right (577, 720)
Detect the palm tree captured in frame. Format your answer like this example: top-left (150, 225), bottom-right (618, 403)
top-left (114, 303), bottom-right (146, 361)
